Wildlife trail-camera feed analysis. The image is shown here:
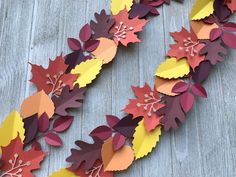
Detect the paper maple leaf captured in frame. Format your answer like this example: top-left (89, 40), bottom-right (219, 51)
top-left (30, 54), bottom-right (78, 96)
top-left (123, 83), bottom-right (163, 132)
top-left (167, 27), bottom-right (205, 70)
top-left (0, 135), bottom-right (46, 177)
top-left (109, 9), bottom-right (148, 46)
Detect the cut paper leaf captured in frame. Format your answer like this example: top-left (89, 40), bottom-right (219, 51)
top-left (214, 0), bottom-right (231, 23)
top-left (191, 83), bottom-right (207, 98)
top-left (71, 58), bottom-right (103, 87)
top-left (49, 168), bottom-right (79, 177)
top-left (20, 90), bottom-right (55, 119)
top-left (91, 38), bottom-right (117, 64)
top-left (180, 92), bottom-right (195, 113)
top-left (210, 28), bottom-right (222, 41)
top-left (222, 32), bottom-right (236, 49)
top-left (190, 0), bottom-right (214, 20)
top-left (106, 115), bottom-right (120, 128)
top-left (90, 126), bottom-right (112, 141)
top-left (53, 116), bottom-right (74, 132)
top-left (0, 135), bottom-right (46, 177)
top-left (172, 81), bottom-right (189, 93)
top-left (44, 132), bottom-right (63, 147)
top-left (111, 0), bottom-right (133, 15)
top-left (132, 120), bottom-right (161, 160)
top-left (101, 138), bottom-right (134, 171)
top-left (155, 58), bottom-right (190, 79)
top-left (23, 114), bottom-right (38, 144)
top-left (0, 111), bottom-right (25, 154)
top-left (52, 85), bottom-right (85, 116)
top-left (155, 77), bottom-right (183, 96)
top-left (84, 40), bottom-right (100, 52)
top-left (38, 113), bottom-right (50, 133)
top-left (191, 61), bottom-right (212, 83)
top-left (112, 133), bottom-right (126, 151)
top-left (225, 0), bottom-right (236, 12)
top-left (79, 24), bottom-right (92, 42)
top-left (68, 38), bottom-right (81, 51)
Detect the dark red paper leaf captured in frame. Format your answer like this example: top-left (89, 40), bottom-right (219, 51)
top-left (210, 28), bottom-right (222, 41)
top-left (68, 38), bottom-right (82, 51)
top-left (172, 81), bottom-right (189, 93)
top-left (191, 61), bottom-right (212, 83)
top-left (106, 115), bottom-right (120, 128)
top-left (180, 92), bottom-right (195, 113)
top-left (31, 141), bottom-right (42, 151)
top-left (223, 22), bottom-right (236, 32)
top-left (129, 4), bottom-right (156, 19)
top-left (191, 84), bottom-right (207, 98)
top-left (66, 137), bottom-right (103, 171)
top-left (84, 40), bottom-right (100, 52)
top-left (53, 116), bottom-right (74, 132)
top-left (89, 125), bottom-right (112, 140)
top-left (222, 32), bottom-right (236, 49)
top-left (38, 113), bottom-right (49, 133)
top-left (213, 0), bottom-right (231, 23)
top-left (23, 114), bottom-right (38, 144)
top-left (79, 24), bottom-right (92, 42)
top-left (112, 133), bottom-right (126, 151)
top-left (44, 132), bottom-right (63, 147)
top-left (52, 85), bottom-right (86, 116)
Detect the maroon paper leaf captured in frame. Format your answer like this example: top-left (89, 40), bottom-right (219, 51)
top-left (38, 113), bottom-right (49, 133)
top-left (210, 28), bottom-right (222, 41)
top-left (44, 132), bottom-right (63, 147)
top-left (106, 115), bottom-right (120, 128)
top-left (157, 96), bottom-right (186, 131)
top-left (84, 40), bottom-right (100, 52)
top-left (213, 0), bottom-right (231, 23)
top-left (191, 84), bottom-right (207, 98)
top-left (31, 141), bottom-right (42, 151)
top-left (53, 116), bottom-right (74, 132)
top-left (222, 32), bottom-right (236, 49)
top-left (52, 85), bottom-right (86, 116)
top-left (90, 9), bottom-right (115, 39)
top-left (79, 24), bottom-right (92, 42)
top-left (172, 82), bottom-right (189, 93)
top-left (191, 61), bottom-right (212, 83)
top-left (180, 92), bottom-right (195, 113)
top-left (129, 4), bottom-right (156, 19)
top-left (68, 38), bottom-right (82, 51)
top-left (65, 51), bottom-right (88, 73)
top-left (112, 133), bottom-right (126, 151)
top-left (23, 114), bottom-right (38, 144)
top-left (223, 22), bottom-right (236, 32)
top-left (89, 125), bottom-right (112, 140)
top-left (66, 137), bottom-right (103, 171)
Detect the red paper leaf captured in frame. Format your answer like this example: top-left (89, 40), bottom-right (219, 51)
top-left (44, 132), bottom-right (63, 147)
top-left (172, 81), bottom-right (189, 93)
top-left (53, 116), bottom-right (74, 132)
top-left (84, 40), bottom-right (100, 52)
top-left (79, 24), bottom-right (92, 42)
top-left (106, 115), bottom-right (120, 128)
top-left (1, 135), bottom-right (46, 177)
top-left (68, 38), bottom-right (82, 51)
top-left (180, 92), bottom-right (195, 113)
top-left (38, 113), bottom-right (49, 133)
top-left (89, 125), bottom-right (112, 140)
top-left (112, 133), bottom-right (126, 151)
top-left (191, 83), bottom-right (207, 98)
top-left (210, 28), bottom-right (222, 41)
top-left (223, 22), bottom-right (236, 32)
top-left (222, 32), bottom-right (236, 49)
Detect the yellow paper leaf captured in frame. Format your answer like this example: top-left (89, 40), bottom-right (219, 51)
top-left (155, 58), bottom-right (190, 79)
top-left (190, 0), bottom-right (214, 20)
top-left (71, 58), bottom-right (103, 87)
top-left (0, 111), bottom-right (25, 154)
top-left (111, 0), bottom-right (133, 15)
top-left (48, 168), bottom-right (79, 177)
top-left (132, 119), bottom-right (161, 159)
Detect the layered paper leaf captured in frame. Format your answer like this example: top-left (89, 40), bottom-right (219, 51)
top-left (71, 58), bottom-right (103, 87)
top-left (20, 90), bottom-right (55, 119)
top-left (191, 61), bottom-right (212, 83)
top-left (53, 116), bottom-right (74, 132)
top-left (155, 58), bottom-right (190, 79)
top-left (101, 138), bottom-right (134, 171)
top-left (155, 77), bottom-right (182, 96)
top-left (90, 126), bottom-right (112, 141)
top-left (132, 120), bottom-right (161, 160)
top-left (23, 114), bottom-right (38, 144)
top-left (0, 111), bottom-right (25, 154)
top-left (0, 135), bottom-right (46, 177)
top-left (49, 168), bottom-right (79, 177)
top-left (44, 132), bottom-right (63, 147)
top-left (111, 0), bottom-right (133, 15)
top-left (190, 0), bottom-right (214, 20)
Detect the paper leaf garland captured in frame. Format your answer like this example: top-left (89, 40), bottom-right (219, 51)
top-left (132, 120), bottom-right (161, 160)
top-left (111, 0), bottom-right (133, 15)
top-left (190, 0), bottom-right (214, 20)
top-left (0, 111), bottom-right (25, 154)
top-left (155, 58), bottom-right (190, 79)
top-left (49, 168), bottom-right (79, 177)
top-left (101, 138), bottom-right (134, 171)
top-left (20, 90), bottom-right (55, 119)
top-left (71, 59), bottom-right (103, 87)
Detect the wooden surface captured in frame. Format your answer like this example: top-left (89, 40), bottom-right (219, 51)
top-left (0, 0), bottom-right (236, 176)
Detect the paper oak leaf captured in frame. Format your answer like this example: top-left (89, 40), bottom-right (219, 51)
top-left (101, 138), bottom-right (134, 171)
top-left (111, 0), bottom-right (133, 15)
top-left (190, 0), bottom-right (214, 20)
top-left (167, 27), bottom-right (205, 70)
top-left (123, 84), bottom-right (163, 132)
top-left (66, 137), bottom-right (103, 171)
top-left (110, 9), bottom-right (148, 46)
top-left (49, 168), bottom-right (79, 177)
top-left (30, 54), bottom-right (78, 96)
top-left (52, 85), bottom-right (85, 116)
top-left (20, 90), bottom-right (55, 119)
top-left (0, 111), bottom-right (25, 154)
top-left (71, 59), bottom-right (103, 87)
top-left (132, 120), bottom-right (161, 160)
top-left (155, 58), bottom-right (190, 79)
top-left (0, 135), bottom-right (46, 177)
top-left (157, 96), bottom-right (186, 131)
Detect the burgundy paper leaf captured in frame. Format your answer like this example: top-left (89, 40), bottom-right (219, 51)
top-left (79, 24), bottom-right (92, 42)
top-left (180, 92), bottom-right (195, 113)
top-left (31, 141), bottom-right (42, 151)
top-left (66, 137), bottom-right (103, 171)
top-left (222, 32), bottom-right (236, 49)
top-left (172, 82), bottom-right (189, 93)
top-left (191, 61), bottom-right (212, 83)
top-left (38, 113), bottom-right (49, 133)
top-left (113, 114), bottom-right (142, 138)
top-left (44, 132), bottom-right (63, 147)
top-left (53, 116), bottom-right (74, 132)
top-left (112, 133), bottom-right (126, 151)
top-left (129, 4), bottom-right (156, 19)
top-left (210, 28), bottom-right (222, 41)
top-left (84, 40), bottom-right (100, 52)
top-left (191, 84), bottom-right (207, 98)
top-left (213, 0), bottom-right (231, 23)
top-left (68, 38), bottom-right (82, 51)
top-left (223, 22), bottom-right (236, 32)
top-left (23, 114), bottom-right (38, 144)
top-left (89, 125), bottom-right (112, 140)
top-left (52, 85), bottom-right (86, 116)
top-left (157, 96), bottom-right (186, 131)
top-left (106, 115), bottom-right (120, 128)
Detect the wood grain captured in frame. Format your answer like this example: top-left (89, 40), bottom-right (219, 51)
top-left (0, 0), bottom-right (235, 176)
